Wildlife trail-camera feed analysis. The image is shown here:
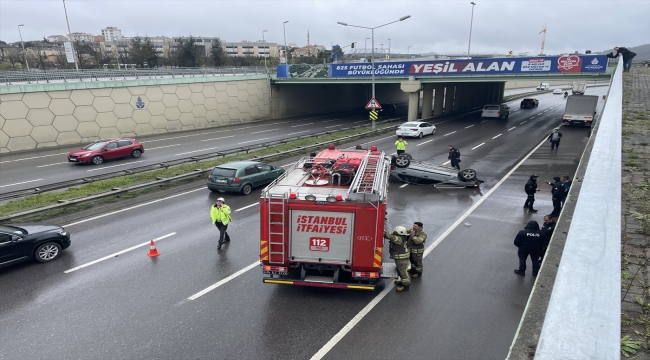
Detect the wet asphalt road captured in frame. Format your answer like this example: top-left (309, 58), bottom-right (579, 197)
top-left (0, 87), bottom-right (607, 359)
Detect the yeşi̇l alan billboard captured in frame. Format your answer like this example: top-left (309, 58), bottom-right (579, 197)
top-left (328, 55), bottom-right (609, 78)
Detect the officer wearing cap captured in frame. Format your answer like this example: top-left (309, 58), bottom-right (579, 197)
top-left (524, 175), bottom-right (540, 213)
top-left (210, 197), bottom-right (232, 250)
top-left (408, 222), bottom-right (428, 278)
top-left (547, 176), bottom-right (564, 217)
top-left (384, 226), bottom-right (411, 292)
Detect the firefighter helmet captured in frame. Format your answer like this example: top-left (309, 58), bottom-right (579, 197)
top-left (394, 226), bottom-right (409, 236)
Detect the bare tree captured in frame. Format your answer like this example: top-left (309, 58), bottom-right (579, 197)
top-left (115, 40), bottom-right (131, 68)
top-left (3, 48), bottom-right (24, 69)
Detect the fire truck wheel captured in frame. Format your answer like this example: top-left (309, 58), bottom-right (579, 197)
top-left (375, 282), bottom-right (385, 291)
top-left (459, 169), bottom-right (477, 181)
top-left (241, 184), bottom-right (253, 195)
top-left (394, 155), bottom-right (410, 168)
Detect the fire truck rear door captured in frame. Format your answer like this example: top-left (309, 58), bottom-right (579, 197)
top-left (289, 210), bottom-right (354, 264)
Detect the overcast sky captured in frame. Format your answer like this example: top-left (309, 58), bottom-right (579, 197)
top-left (1, 0), bottom-right (648, 55)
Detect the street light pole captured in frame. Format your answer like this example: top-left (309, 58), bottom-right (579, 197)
top-left (282, 21), bottom-right (288, 63)
top-left (467, 2), bottom-right (476, 58)
top-left (262, 30), bottom-right (268, 70)
top-left (388, 38), bottom-right (391, 60)
top-left (337, 15), bottom-right (411, 130)
top-left (62, 0), bottom-right (79, 70)
top-left (17, 24), bottom-right (29, 71)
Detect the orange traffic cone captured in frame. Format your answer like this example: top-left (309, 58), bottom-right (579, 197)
top-left (147, 240), bottom-right (160, 257)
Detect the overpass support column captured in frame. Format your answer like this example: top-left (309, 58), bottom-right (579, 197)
top-left (498, 82), bottom-right (505, 103)
top-left (401, 79), bottom-right (422, 121)
top-left (421, 85), bottom-right (434, 119)
top-left (493, 83), bottom-right (500, 103)
top-left (453, 85), bottom-right (463, 112)
top-left (433, 86), bottom-right (444, 116)
top-left (444, 85), bottom-right (455, 114)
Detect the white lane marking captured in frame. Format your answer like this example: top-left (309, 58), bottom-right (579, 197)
top-left (399, 183), bottom-right (409, 188)
top-left (529, 117), bottom-right (535, 120)
top-left (311, 135), bottom-right (551, 360)
top-left (186, 262), bottom-right (259, 301)
top-left (200, 135), bottom-right (236, 142)
top-left (481, 120), bottom-right (488, 123)
top-left (291, 122), bottom-right (314, 127)
top-left (465, 125), bottom-right (475, 129)
top-left (271, 121), bottom-right (291, 125)
top-left (235, 203), bottom-right (258, 212)
top-left (148, 144), bottom-right (181, 150)
top-left (0, 152), bottom-right (68, 164)
top-left (143, 132), bottom-right (214, 143)
top-left (508, 127), bottom-right (516, 131)
top-left (326, 125), bottom-right (342, 128)
top-left (321, 119), bottom-right (338, 123)
top-left (281, 163), bottom-right (294, 167)
top-left (37, 162), bottom-right (68, 168)
top-left (63, 233), bottom-right (176, 273)
top-left (520, 121), bottom-right (528, 124)
top-left (251, 128), bottom-right (279, 134)
top-left (354, 120), bottom-right (366, 124)
top-left (86, 160), bottom-right (145, 172)
top-left (536, 113), bottom-right (543, 116)
top-left (442, 160), bottom-right (451, 165)
top-left (176, 146), bottom-right (219, 155)
top-left (64, 188), bottom-right (204, 227)
top-left (492, 134), bottom-right (502, 139)
top-left (416, 139), bottom-right (434, 146)
top-left (443, 131), bottom-right (457, 136)
top-left (286, 130), bottom-right (310, 136)
top-left (239, 138), bottom-right (269, 144)
top-left (471, 142), bottom-right (485, 150)
top-left (0, 179), bottom-right (43, 188)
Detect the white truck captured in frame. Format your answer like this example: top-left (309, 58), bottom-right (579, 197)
top-left (572, 82), bottom-right (587, 95)
top-left (562, 95), bottom-right (598, 127)
top-left (536, 83), bottom-right (550, 90)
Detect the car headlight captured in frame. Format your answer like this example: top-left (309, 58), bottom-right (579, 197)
top-left (59, 229), bottom-right (67, 236)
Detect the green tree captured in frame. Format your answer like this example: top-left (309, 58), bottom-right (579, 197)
top-left (177, 36), bottom-right (204, 67)
top-left (209, 38), bottom-right (226, 67)
top-left (130, 36), bottom-right (158, 68)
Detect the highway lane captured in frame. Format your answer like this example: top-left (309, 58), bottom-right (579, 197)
top-left (0, 110), bottom-right (398, 194)
top-left (0, 87), bottom-right (606, 359)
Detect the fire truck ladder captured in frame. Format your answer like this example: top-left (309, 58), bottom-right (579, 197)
top-left (267, 193), bottom-right (287, 264)
top-left (351, 151), bottom-right (388, 196)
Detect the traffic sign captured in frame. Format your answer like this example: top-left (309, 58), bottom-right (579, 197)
top-left (365, 98), bottom-right (382, 110)
top-left (507, 50), bottom-right (514, 56)
top-left (369, 110), bottom-right (379, 121)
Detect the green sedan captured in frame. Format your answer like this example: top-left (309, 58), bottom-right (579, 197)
top-left (207, 161), bottom-right (285, 195)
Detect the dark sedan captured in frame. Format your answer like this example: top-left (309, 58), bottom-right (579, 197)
top-left (520, 98), bottom-right (539, 108)
top-left (0, 224), bottom-right (71, 269)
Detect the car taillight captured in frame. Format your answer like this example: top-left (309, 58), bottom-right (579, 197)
top-left (411, 128), bottom-right (418, 131)
top-left (481, 110), bottom-right (484, 113)
top-left (497, 111), bottom-right (500, 115)
top-left (391, 166), bottom-right (396, 170)
top-left (233, 177), bottom-right (241, 183)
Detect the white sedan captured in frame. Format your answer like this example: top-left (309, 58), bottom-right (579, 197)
top-left (395, 121), bottom-right (436, 138)
top-left (553, 89), bottom-right (564, 94)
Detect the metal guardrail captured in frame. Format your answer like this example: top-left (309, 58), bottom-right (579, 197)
top-left (0, 117), bottom-right (403, 203)
top-left (0, 67), bottom-right (268, 85)
top-left (508, 53), bottom-right (622, 360)
top-left (0, 124), bottom-right (400, 222)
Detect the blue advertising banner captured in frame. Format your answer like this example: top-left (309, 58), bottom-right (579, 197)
top-left (328, 55), bottom-right (608, 78)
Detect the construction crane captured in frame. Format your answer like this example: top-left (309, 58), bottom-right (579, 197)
top-left (539, 24), bottom-right (547, 56)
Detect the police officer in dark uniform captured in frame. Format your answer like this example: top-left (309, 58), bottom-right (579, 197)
top-left (514, 220), bottom-right (547, 276)
top-left (547, 176), bottom-right (564, 216)
top-left (524, 175), bottom-right (540, 213)
top-left (539, 215), bottom-right (555, 262)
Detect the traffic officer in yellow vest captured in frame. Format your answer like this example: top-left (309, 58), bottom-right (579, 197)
top-left (408, 222), bottom-right (428, 278)
top-left (210, 197), bottom-right (232, 250)
top-left (383, 226), bottom-right (411, 292)
top-left (395, 136), bottom-right (408, 155)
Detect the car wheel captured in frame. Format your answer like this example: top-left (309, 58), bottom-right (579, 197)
top-left (91, 155), bottom-right (104, 165)
top-left (506, 112), bottom-right (510, 119)
top-left (131, 149), bottom-right (142, 158)
top-left (459, 169), bottom-right (477, 181)
top-left (394, 155), bottom-right (410, 168)
top-left (241, 184), bottom-right (252, 195)
top-left (34, 242), bottom-right (62, 263)
top-left (418, 132), bottom-right (423, 139)
top-left (432, 128), bottom-right (436, 135)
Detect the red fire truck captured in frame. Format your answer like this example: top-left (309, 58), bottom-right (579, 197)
top-left (259, 144), bottom-right (395, 290)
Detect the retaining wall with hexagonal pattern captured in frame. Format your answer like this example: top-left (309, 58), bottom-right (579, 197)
top-left (0, 75), bottom-right (271, 153)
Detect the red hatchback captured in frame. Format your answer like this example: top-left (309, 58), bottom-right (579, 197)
top-left (68, 138), bottom-right (145, 165)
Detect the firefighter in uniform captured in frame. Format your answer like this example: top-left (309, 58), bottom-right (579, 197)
top-left (407, 222), bottom-right (428, 278)
top-left (383, 226), bottom-right (411, 292)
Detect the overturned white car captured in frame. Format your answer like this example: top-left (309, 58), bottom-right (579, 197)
top-left (390, 154), bottom-right (483, 188)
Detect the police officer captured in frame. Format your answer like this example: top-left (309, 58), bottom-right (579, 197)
top-left (448, 145), bottom-right (461, 170)
top-left (539, 215), bottom-right (555, 262)
top-left (407, 222), bottom-right (428, 278)
top-left (524, 175), bottom-right (540, 213)
top-left (395, 136), bottom-right (408, 155)
top-left (560, 175), bottom-right (572, 207)
top-left (383, 226), bottom-right (411, 292)
top-left (210, 197), bottom-right (232, 250)
top-left (514, 220), bottom-right (547, 277)
top-left (546, 176), bottom-right (564, 217)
